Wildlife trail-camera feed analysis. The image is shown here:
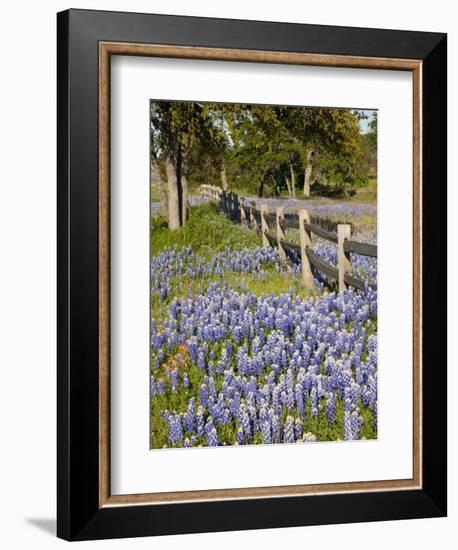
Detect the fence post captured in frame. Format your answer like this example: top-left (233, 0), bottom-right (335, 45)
top-left (276, 207), bottom-right (286, 261)
top-left (338, 224), bottom-right (352, 292)
top-left (298, 209), bottom-right (313, 289)
top-left (260, 205), bottom-right (269, 248)
top-left (239, 197), bottom-right (246, 224)
top-left (249, 205), bottom-right (255, 229)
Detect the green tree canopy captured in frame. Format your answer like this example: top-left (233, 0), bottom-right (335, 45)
top-left (150, 101), bottom-right (376, 227)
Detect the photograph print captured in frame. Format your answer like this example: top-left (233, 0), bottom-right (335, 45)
top-left (150, 100), bottom-right (378, 449)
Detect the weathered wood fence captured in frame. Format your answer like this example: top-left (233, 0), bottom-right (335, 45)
top-left (198, 185), bottom-right (377, 292)
top-left (199, 184), bottom-right (223, 202)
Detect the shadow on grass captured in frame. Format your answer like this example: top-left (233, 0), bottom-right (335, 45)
top-left (310, 181), bottom-right (356, 199)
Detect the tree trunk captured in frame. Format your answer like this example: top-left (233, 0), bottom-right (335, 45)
top-left (151, 158), bottom-right (168, 220)
top-left (285, 177), bottom-right (292, 198)
top-left (290, 164), bottom-right (296, 198)
top-left (271, 175), bottom-right (279, 197)
top-left (303, 149), bottom-right (314, 197)
top-left (180, 143), bottom-right (189, 225)
top-left (165, 153), bottom-right (181, 230)
top-left (321, 170), bottom-right (328, 187)
top-left (220, 164), bottom-right (228, 191)
top-left (257, 174), bottom-right (265, 197)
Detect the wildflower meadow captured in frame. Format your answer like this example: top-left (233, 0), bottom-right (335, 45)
top-left (149, 100), bottom-right (378, 449)
top-left (150, 201), bottom-right (377, 449)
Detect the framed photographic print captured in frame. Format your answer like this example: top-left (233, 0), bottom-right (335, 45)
top-left (57, 9), bottom-right (447, 541)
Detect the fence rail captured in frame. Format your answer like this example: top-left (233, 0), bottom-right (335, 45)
top-left (198, 185), bottom-right (377, 292)
top-left (279, 238), bottom-right (301, 253)
top-left (306, 248), bottom-right (339, 281)
top-left (280, 218), bottom-right (300, 231)
top-left (344, 240), bottom-right (378, 258)
top-left (304, 222), bottom-right (338, 244)
top-left (264, 230), bottom-right (278, 244)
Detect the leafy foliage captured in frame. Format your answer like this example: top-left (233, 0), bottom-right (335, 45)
top-left (151, 101), bottom-right (377, 207)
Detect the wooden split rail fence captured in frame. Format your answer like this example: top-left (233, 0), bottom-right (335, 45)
top-left (198, 185), bottom-right (377, 292)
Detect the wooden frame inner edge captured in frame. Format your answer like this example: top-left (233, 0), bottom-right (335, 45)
top-left (98, 41), bottom-right (422, 507)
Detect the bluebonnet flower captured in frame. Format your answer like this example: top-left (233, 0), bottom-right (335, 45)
top-left (197, 352), bottom-right (206, 372)
top-left (225, 340), bottom-right (233, 358)
top-left (344, 410), bottom-right (353, 441)
top-left (261, 420), bottom-right (272, 444)
top-left (310, 387), bottom-right (319, 417)
top-left (166, 413), bottom-right (183, 445)
top-left (170, 368), bottom-right (179, 393)
top-left (236, 426), bottom-right (244, 445)
top-left (240, 404), bottom-right (252, 439)
top-left (326, 392), bottom-right (336, 424)
top-left (199, 384), bottom-right (209, 407)
top-left (184, 398), bottom-right (196, 433)
top-left (221, 407), bottom-right (231, 425)
top-left (207, 360), bottom-right (215, 378)
top-left (196, 406), bottom-right (205, 437)
top-left (295, 384), bottom-right (305, 418)
top-left (156, 379), bottom-right (165, 395)
top-left (183, 372), bottom-right (190, 389)
top-left (294, 418), bottom-right (303, 440)
top-left (188, 337), bottom-right (199, 361)
top-left (205, 418), bottom-right (218, 447)
top-left (351, 410), bottom-right (362, 439)
top-left (283, 416), bottom-right (295, 444)
top-left (265, 410), bottom-right (277, 442)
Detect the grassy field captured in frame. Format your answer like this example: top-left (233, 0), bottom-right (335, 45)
top-left (151, 202), bottom-right (261, 256)
top-left (351, 177), bottom-right (377, 204)
top-left (227, 177), bottom-right (377, 205)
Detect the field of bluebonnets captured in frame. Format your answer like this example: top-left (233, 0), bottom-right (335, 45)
top-left (150, 198), bottom-right (378, 449)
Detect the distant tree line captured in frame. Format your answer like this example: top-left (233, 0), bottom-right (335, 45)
top-left (150, 101), bottom-right (377, 229)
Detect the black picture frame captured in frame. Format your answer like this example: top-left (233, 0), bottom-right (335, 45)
top-left (57, 8), bottom-right (447, 541)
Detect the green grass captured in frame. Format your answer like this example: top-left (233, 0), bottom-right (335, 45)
top-left (150, 184), bottom-right (161, 203)
top-left (351, 177), bottom-right (377, 205)
top-left (151, 202), bottom-right (261, 256)
top-left (257, 177), bottom-right (377, 203)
